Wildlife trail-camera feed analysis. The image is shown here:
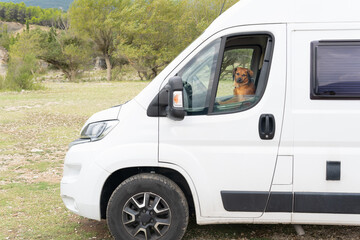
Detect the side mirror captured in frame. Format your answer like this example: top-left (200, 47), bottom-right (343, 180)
top-left (147, 76), bottom-right (185, 121)
top-left (167, 76), bottom-right (185, 121)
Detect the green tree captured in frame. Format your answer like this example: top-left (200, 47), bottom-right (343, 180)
top-left (117, 0), bottom-right (238, 80)
top-left (4, 30), bottom-right (41, 90)
top-left (0, 24), bottom-right (18, 51)
top-left (116, 0), bottom-right (185, 80)
top-left (179, 0), bottom-right (239, 43)
top-left (0, 2), bottom-right (66, 28)
top-left (69, 0), bottom-right (131, 81)
top-left (36, 28), bottom-right (92, 81)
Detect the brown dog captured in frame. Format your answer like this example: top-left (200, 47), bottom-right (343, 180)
top-left (220, 67), bottom-right (255, 104)
top-left (233, 67), bottom-right (255, 96)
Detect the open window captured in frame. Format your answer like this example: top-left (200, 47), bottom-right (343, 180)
top-left (212, 35), bottom-right (273, 113)
top-left (177, 34), bottom-right (273, 116)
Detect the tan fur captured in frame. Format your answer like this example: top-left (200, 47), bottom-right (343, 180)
top-left (220, 67), bottom-right (255, 104)
top-left (233, 67), bottom-right (255, 96)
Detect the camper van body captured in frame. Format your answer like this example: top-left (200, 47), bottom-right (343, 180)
top-left (61, 0), bottom-right (360, 238)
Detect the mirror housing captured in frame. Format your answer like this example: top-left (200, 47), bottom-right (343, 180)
top-left (167, 76), bottom-right (185, 121)
top-left (147, 76), bottom-right (185, 121)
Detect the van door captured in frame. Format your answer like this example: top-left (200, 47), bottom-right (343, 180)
top-left (158, 25), bottom-right (287, 218)
top-left (291, 23), bottom-right (360, 223)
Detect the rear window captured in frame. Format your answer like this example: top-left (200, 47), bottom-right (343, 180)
top-left (311, 41), bottom-right (360, 99)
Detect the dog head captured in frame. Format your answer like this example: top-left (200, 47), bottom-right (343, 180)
top-left (233, 67), bottom-right (254, 85)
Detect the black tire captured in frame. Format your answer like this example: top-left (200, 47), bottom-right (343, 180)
top-left (106, 173), bottom-right (189, 240)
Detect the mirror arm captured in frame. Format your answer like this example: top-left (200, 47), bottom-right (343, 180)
top-left (147, 86), bottom-right (169, 117)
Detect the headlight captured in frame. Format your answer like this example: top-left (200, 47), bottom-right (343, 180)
top-left (80, 120), bottom-right (119, 141)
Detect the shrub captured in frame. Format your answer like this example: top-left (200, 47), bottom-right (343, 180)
top-left (2, 30), bottom-right (42, 91)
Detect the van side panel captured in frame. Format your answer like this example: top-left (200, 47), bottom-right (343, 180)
top-left (290, 23), bottom-right (360, 224)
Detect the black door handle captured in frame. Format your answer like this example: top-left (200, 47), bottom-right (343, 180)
top-left (259, 114), bottom-right (275, 140)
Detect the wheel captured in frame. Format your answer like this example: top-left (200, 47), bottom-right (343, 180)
top-left (107, 173), bottom-right (189, 240)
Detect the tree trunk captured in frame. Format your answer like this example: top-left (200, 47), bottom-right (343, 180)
top-left (70, 70), bottom-right (77, 82)
top-left (63, 70), bottom-right (71, 81)
top-left (137, 71), bottom-right (144, 81)
top-left (151, 67), bottom-right (158, 80)
top-left (104, 54), bottom-right (112, 81)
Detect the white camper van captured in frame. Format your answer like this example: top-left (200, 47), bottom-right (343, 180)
top-left (61, 0), bottom-right (360, 239)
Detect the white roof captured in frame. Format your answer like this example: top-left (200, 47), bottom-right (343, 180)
top-left (207, 0), bottom-right (360, 32)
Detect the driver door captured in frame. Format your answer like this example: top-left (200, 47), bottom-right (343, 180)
top-left (159, 24), bottom-right (287, 218)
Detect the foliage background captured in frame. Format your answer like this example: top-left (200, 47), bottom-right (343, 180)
top-left (0, 0), bottom-right (239, 89)
top-left (0, 0), bottom-right (72, 11)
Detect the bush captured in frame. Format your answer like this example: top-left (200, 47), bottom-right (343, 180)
top-left (5, 55), bottom-right (38, 91)
top-left (2, 30), bottom-right (42, 91)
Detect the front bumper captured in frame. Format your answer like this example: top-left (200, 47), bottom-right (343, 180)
top-left (60, 144), bottom-right (109, 221)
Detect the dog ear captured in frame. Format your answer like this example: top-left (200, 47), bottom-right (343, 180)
top-left (247, 69), bottom-right (254, 77)
top-left (232, 67), bottom-right (238, 81)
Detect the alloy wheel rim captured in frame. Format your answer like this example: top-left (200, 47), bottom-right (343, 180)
top-left (122, 192), bottom-right (171, 240)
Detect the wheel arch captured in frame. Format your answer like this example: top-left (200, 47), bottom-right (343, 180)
top-left (100, 167), bottom-right (196, 220)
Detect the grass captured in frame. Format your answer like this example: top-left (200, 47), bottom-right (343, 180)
top-left (0, 182), bottom-right (95, 240)
top-left (1, 80), bottom-right (360, 240)
top-left (0, 81), bottom-right (146, 240)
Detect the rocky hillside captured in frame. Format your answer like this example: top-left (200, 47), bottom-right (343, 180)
top-left (0, 21), bottom-right (49, 34)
